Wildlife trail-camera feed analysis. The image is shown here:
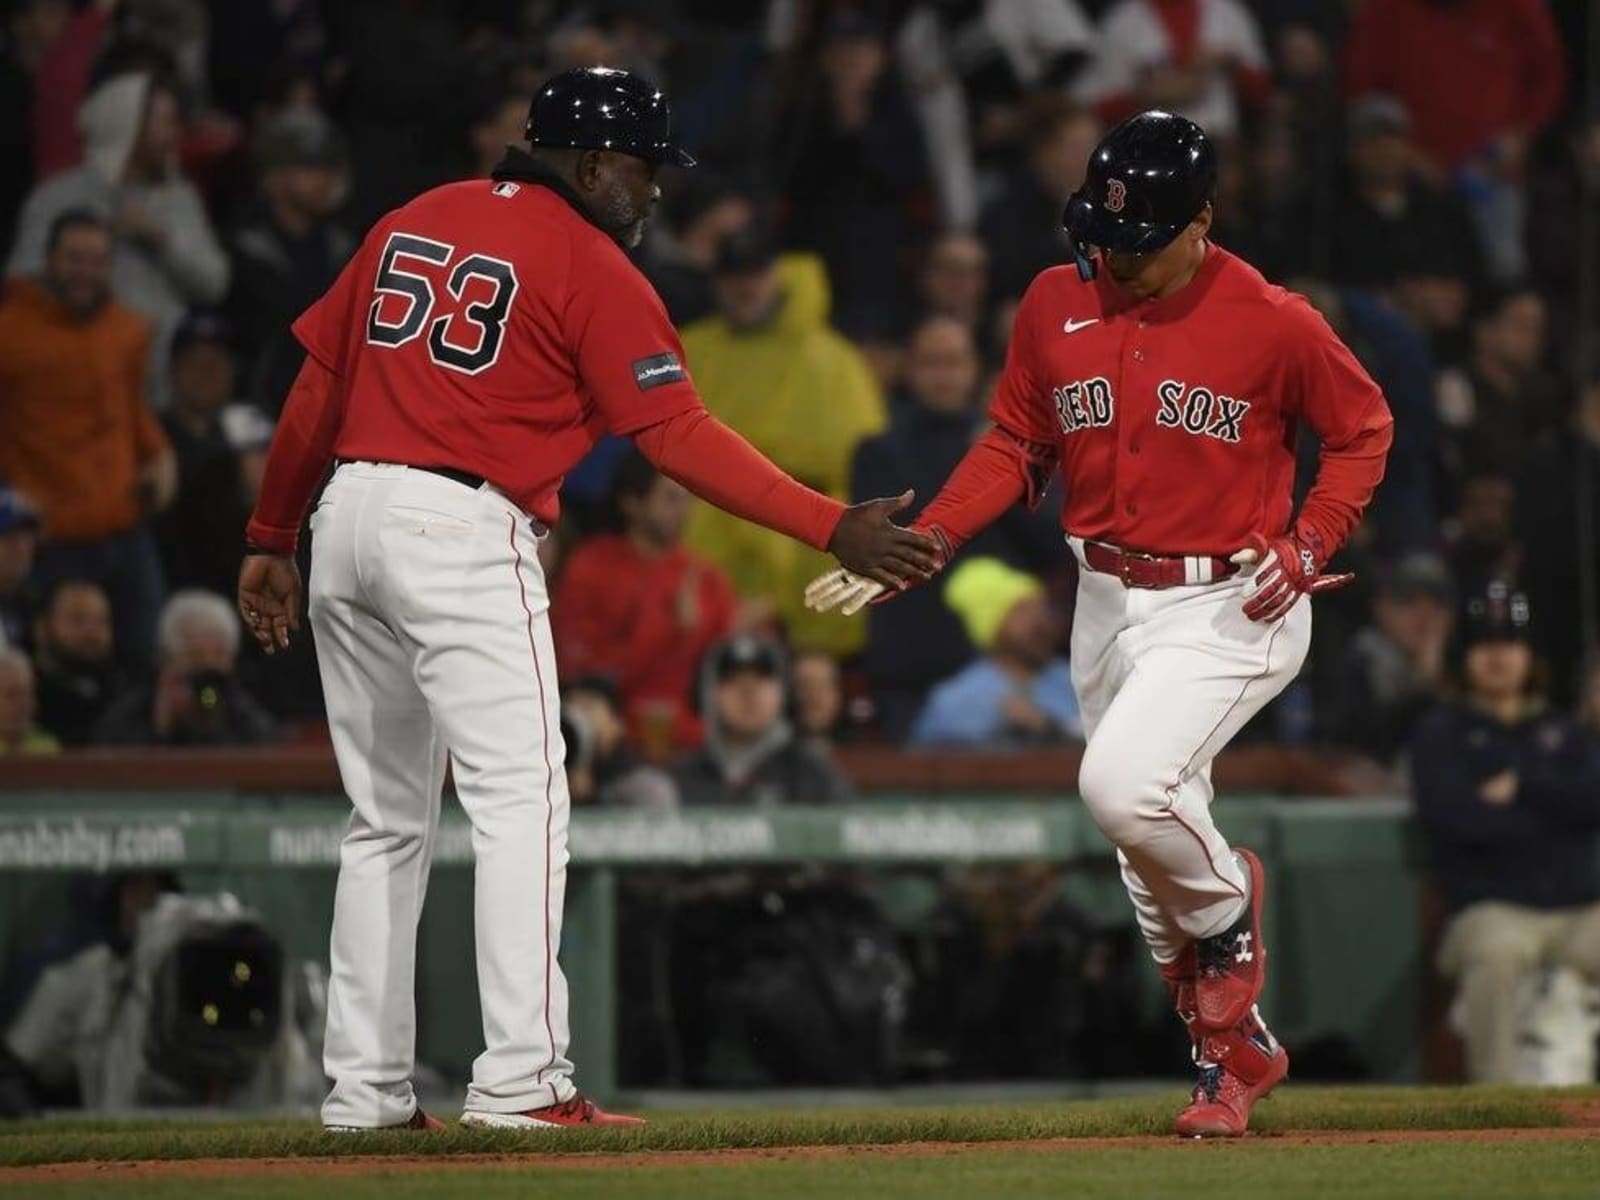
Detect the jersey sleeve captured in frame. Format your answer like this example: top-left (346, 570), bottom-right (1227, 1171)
top-left (564, 243), bottom-right (703, 436)
top-left (987, 279), bottom-right (1059, 446)
top-left (290, 224), bottom-right (380, 377)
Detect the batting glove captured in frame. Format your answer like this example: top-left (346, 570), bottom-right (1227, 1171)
top-left (806, 525), bottom-right (950, 616)
top-left (1228, 530), bottom-right (1352, 623)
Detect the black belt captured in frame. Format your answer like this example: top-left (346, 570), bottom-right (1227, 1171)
top-left (337, 460), bottom-right (486, 490)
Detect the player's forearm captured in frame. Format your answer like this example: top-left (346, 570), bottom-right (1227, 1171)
top-left (1293, 414), bottom-right (1394, 559)
top-left (914, 427), bottom-right (1045, 556)
top-left (245, 357), bottom-right (344, 555)
top-left (634, 408), bottom-right (844, 551)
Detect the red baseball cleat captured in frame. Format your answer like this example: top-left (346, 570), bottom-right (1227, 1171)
top-left (459, 1093), bottom-right (644, 1129)
top-left (1174, 1007), bottom-right (1289, 1138)
top-left (325, 1107), bottom-right (445, 1133)
top-left (1192, 848), bottom-right (1267, 1032)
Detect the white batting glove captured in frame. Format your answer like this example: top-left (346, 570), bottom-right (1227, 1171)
top-left (804, 568), bottom-right (887, 616)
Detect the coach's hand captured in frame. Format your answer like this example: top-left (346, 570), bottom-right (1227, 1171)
top-left (827, 490), bottom-right (941, 590)
top-left (1229, 530), bottom-right (1352, 623)
top-left (238, 553), bottom-right (303, 654)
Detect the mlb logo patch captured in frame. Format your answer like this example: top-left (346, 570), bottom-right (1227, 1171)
top-left (1104, 178), bottom-right (1127, 213)
top-left (492, 182), bottom-right (521, 198)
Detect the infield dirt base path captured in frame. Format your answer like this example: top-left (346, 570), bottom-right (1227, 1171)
top-left (6, 1119), bottom-right (1599, 1186)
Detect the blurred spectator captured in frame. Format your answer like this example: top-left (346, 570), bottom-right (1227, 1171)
top-left (1525, 113), bottom-right (1600, 362)
top-left (895, 0), bottom-right (1094, 226)
top-left (31, 578), bottom-right (117, 749)
top-left (682, 234), bottom-right (886, 657)
top-left (0, 211), bottom-right (174, 674)
top-left (20, 0), bottom-right (112, 180)
top-left (1318, 553), bottom-right (1454, 764)
top-left (94, 590), bottom-right (276, 746)
top-left (1412, 582), bottom-right (1600, 1084)
top-left (915, 231), bottom-right (993, 363)
top-left (773, 10), bottom-right (934, 338)
top-left (1308, 95), bottom-right (1485, 306)
top-left (791, 649), bottom-right (846, 750)
top-left (1435, 286), bottom-right (1565, 492)
top-left (154, 313), bottom-right (272, 596)
top-left (642, 172), bottom-right (755, 325)
top-left (466, 86), bottom-right (532, 179)
top-left (8, 70), bottom-right (230, 398)
top-left (910, 558), bottom-right (1080, 747)
top-left (1071, 0), bottom-right (1272, 139)
top-left (0, 485), bottom-right (40, 648)
top-left (227, 108), bottom-right (354, 415)
top-left (1516, 379), bottom-right (1600, 705)
top-left (1446, 473), bottom-right (1522, 603)
top-left (980, 98), bottom-right (1099, 305)
top-left (206, 0), bottom-right (332, 123)
top-left (553, 451), bottom-right (738, 756)
top-left (673, 636), bottom-right (853, 806)
top-left (0, 646), bottom-right (57, 755)
top-left (1343, 0), bottom-right (1564, 177)
top-left (562, 676), bottom-right (679, 811)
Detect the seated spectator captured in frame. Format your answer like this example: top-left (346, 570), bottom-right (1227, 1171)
top-left (792, 650), bottom-right (847, 750)
top-left (7, 69), bottom-right (229, 399)
top-left (911, 559), bottom-right (1081, 748)
top-left (1526, 112), bottom-right (1600, 362)
top-left (0, 646), bottom-right (57, 755)
top-left (980, 99), bottom-right (1100, 306)
top-left (466, 86), bottom-right (532, 180)
top-left (154, 313), bottom-right (270, 597)
top-left (30, 578), bottom-right (117, 748)
top-left (673, 636), bottom-right (853, 806)
top-left (95, 590), bottom-right (276, 747)
top-left (1446, 473), bottom-right (1522, 604)
top-left (913, 231), bottom-right (994, 366)
top-left (0, 485), bottom-right (40, 648)
top-left (1071, 0), bottom-right (1272, 139)
top-left (1318, 554), bottom-right (1454, 764)
top-left (553, 451), bottom-right (738, 756)
top-left (1435, 286), bottom-right (1565, 492)
top-left (642, 171), bottom-right (755, 326)
top-left (562, 677), bottom-right (678, 811)
top-left (227, 108), bottom-right (354, 415)
top-left (0, 210), bottom-right (174, 674)
top-left (682, 233), bottom-right (886, 658)
top-left (1302, 95), bottom-right (1484, 304)
top-left (1412, 582), bottom-right (1600, 1084)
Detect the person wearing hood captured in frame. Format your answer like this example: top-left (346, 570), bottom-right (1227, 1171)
top-left (7, 69), bottom-right (230, 402)
top-left (672, 635), bottom-right (853, 807)
top-left (681, 230), bottom-right (887, 657)
top-left (910, 557), bottom-right (1081, 748)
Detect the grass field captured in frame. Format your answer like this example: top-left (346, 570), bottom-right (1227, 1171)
top-left (2, 1086), bottom-right (1597, 1199)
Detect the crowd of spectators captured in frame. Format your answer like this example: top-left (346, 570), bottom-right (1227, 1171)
top-left (0, 0), bottom-right (1597, 809)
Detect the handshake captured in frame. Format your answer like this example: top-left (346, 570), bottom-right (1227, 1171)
top-left (811, 489), bottom-right (947, 615)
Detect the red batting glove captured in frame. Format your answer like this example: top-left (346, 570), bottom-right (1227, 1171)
top-left (1229, 530), bottom-right (1353, 623)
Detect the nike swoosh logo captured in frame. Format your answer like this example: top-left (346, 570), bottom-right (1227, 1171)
top-left (1063, 318), bottom-right (1099, 334)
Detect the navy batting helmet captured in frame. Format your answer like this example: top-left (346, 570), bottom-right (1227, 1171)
top-left (526, 66), bottom-right (696, 168)
top-left (1061, 110), bottom-right (1216, 281)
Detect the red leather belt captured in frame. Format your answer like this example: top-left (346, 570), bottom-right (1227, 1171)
top-left (1081, 541), bottom-right (1239, 589)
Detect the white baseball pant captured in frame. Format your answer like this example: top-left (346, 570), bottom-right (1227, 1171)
top-left (309, 461), bottom-right (573, 1128)
top-left (1067, 538), bottom-right (1312, 964)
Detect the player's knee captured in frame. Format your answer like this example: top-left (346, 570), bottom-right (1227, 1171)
top-left (1076, 743), bottom-right (1157, 845)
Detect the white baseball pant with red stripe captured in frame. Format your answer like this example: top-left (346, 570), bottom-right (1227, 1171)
top-left (309, 461), bottom-right (573, 1128)
top-left (1066, 537), bottom-right (1312, 964)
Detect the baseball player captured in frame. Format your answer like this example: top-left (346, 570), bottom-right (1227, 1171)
top-left (237, 66), bottom-right (938, 1132)
top-left (808, 111), bottom-right (1394, 1135)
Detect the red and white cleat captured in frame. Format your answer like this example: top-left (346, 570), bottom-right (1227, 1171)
top-left (325, 1107), bottom-right (445, 1133)
top-left (460, 1093), bottom-right (645, 1129)
top-left (1174, 1007), bottom-right (1289, 1138)
top-left (1192, 848), bottom-right (1268, 1032)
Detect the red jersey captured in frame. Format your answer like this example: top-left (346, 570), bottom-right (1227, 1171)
top-left (292, 172), bottom-right (702, 525)
top-left (988, 244), bottom-right (1392, 557)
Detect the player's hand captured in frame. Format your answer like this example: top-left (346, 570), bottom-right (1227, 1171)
top-left (805, 568), bottom-right (886, 616)
top-left (1229, 531), bottom-right (1352, 623)
top-left (238, 553), bottom-right (303, 654)
top-left (827, 490), bottom-right (942, 589)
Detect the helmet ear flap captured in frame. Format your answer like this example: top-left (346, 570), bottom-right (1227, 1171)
top-left (1062, 193), bottom-right (1099, 282)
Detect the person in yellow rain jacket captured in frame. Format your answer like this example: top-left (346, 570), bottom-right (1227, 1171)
top-left (682, 231), bottom-right (886, 656)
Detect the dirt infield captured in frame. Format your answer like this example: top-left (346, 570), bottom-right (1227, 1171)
top-left (5, 1121), bottom-right (1597, 1185)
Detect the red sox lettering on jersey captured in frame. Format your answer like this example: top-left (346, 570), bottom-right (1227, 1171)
top-left (990, 244), bottom-right (1391, 557)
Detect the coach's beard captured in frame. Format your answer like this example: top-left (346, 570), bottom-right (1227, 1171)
top-left (602, 183), bottom-right (650, 248)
